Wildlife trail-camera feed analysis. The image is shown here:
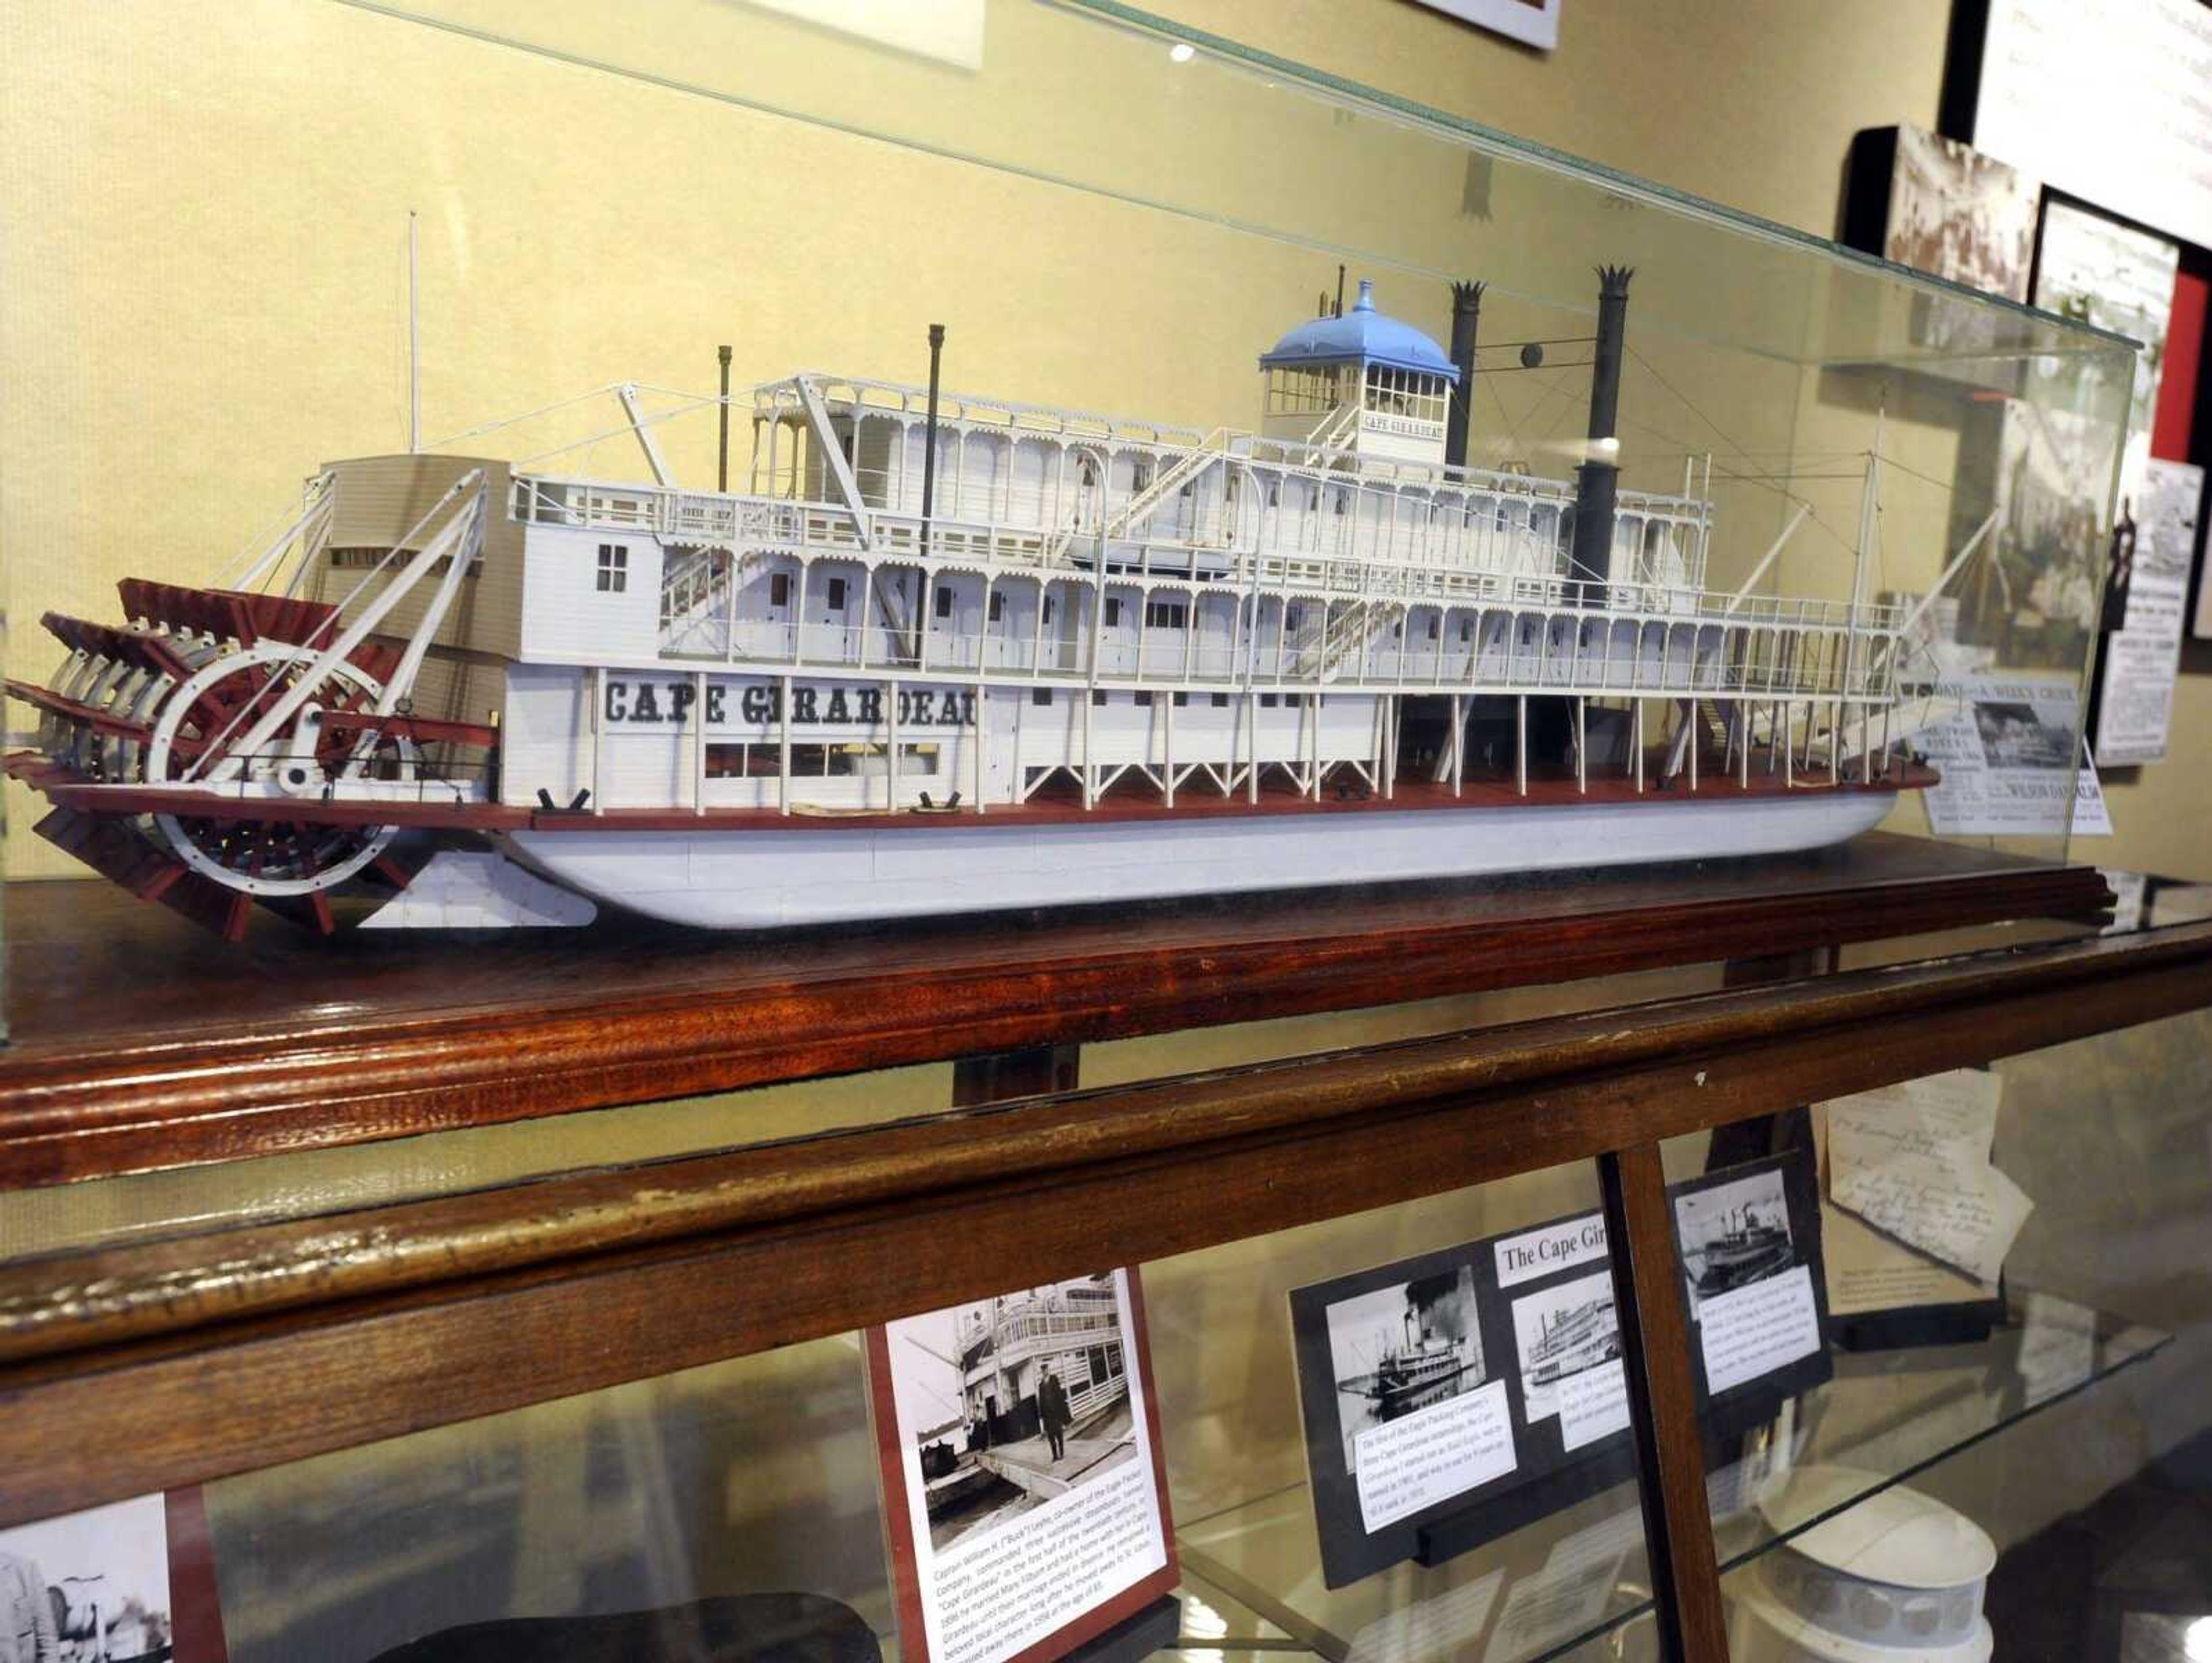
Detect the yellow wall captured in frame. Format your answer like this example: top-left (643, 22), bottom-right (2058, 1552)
top-left (1, 0), bottom-right (2181, 878)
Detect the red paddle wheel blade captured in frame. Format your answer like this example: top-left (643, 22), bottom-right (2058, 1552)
top-left (32, 806), bottom-right (247, 939)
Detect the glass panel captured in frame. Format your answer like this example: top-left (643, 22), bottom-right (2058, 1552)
top-left (1157, 1159), bottom-right (1661, 1663)
top-left (0, 1160), bottom-right (1675, 1663)
top-left (2, 0), bottom-right (2130, 1022)
top-left (1668, 1007), bottom-right (2212, 1658)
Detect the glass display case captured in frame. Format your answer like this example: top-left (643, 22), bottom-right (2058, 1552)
top-left (2, 6), bottom-right (2200, 1663)
top-left (0, 0), bottom-right (2135, 976)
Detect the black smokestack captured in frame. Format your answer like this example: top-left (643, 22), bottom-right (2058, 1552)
top-left (1445, 280), bottom-right (1483, 470)
top-left (1570, 265), bottom-right (1633, 593)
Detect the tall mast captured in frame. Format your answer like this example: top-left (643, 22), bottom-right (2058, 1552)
top-left (1854, 405), bottom-right (1884, 616)
top-left (407, 209), bottom-right (422, 454)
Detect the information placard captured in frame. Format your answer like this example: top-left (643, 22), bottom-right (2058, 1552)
top-left (867, 1271), bottom-right (1177, 1663)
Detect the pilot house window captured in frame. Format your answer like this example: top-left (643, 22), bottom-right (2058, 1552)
top-left (596, 544), bottom-right (628, 593)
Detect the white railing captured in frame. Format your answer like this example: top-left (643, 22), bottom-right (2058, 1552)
top-left (669, 613), bottom-right (1899, 701)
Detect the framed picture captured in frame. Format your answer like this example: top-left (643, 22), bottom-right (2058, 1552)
top-left (866, 1271), bottom-right (1177, 1663)
top-left (1407, 0), bottom-right (1560, 52)
top-left (0, 1489), bottom-right (229, 1663)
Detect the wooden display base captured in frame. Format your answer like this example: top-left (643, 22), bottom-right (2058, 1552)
top-left (0, 834), bottom-right (2110, 1188)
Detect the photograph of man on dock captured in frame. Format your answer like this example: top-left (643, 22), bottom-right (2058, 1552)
top-left (868, 1270), bottom-right (1177, 1663)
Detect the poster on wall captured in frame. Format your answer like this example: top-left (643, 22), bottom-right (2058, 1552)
top-left (1840, 126), bottom-right (2041, 370)
top-left (1287, 1152), bottom-right (1828, 1588)
top-left (1960, 0), bottom-right (2212, 252)
top-left (1918, 675), bottom-right (2112, 838)
top-left (1406, 0), bottom-right (1560, 52)
top-left (866, 1271), bottom-right (1177, 1663)
top-left (2093, 460), bottom-right (2201, 766)
top-left (1843, 127), bottom-right (2036, 296)
top-left (1959, 403), bottom-right (2118, 665)
top-left (2031, 200), bottom-right (2181, 505)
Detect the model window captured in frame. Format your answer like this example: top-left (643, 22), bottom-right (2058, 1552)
top-left (769, 571), bottom-right (790, 608)
top-left (900, 743), bottom-right (941, 775)
top-left (1267, 483), bottom-right (1281, 509)
top-left (1091, 690), bottom-right (1108, 706)
top-left (596, 543), bottom-right (628, 593)
top-left (1131, 461), bottom-right (1152, 493)
top-left (1285, 605), bottom-right (1303, 633)
top-left (1172, 691), bottom-right (1188, 707)
top-left (1210, 692), bottom-right (1230, 708)
top-left (988, 592), bottom-right (1005, 624)
top-left (1260, 692), bottom-right (1278, 708)
top-left (1428, 618), bottom-right (1441, 639)
top-left (1031, 687), bottom-right (1053, 706)
top-left (934, 585), bottom-right (953, 620)
top-left (1077, 455), bottom-right (1099, 490)
top-left (1284, 693), bottom-right (1304, 708)
top-left (1043, 596), bottom-right (1056, 626)
top-left (1104, 598), bottom-right (1123, 627)
top-left (1134, 690), bottom-right (1153, 707)
top-left (1461, 619), bottom-right (1474, 642)
top-left (825, 577), bottom-right (848, 610)
top-left (1143, 600), bottom-right (1187, 630)
top-left (1088, 1346), bottom-right (1109, 1388)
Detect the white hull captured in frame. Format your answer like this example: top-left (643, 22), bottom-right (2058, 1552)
top-left (501, 791), bottom-right (1893, 930)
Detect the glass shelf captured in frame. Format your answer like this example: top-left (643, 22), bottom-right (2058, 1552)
top-left (1169, 1290), bottom-right (2167, 1663)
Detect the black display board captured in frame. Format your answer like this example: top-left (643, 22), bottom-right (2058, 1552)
top-left (1289, 1150), bottom-right (1831, 1588)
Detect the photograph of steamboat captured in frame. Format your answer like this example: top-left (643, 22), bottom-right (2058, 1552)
top-left (1513, 1271), bottom-right (1622, 1420)
top-left (897, 1277), bottom-right (1139, 1555)
top-left (1676, 1169), bottom-right (1800, 1305)
top-left (7, 270), bottom-right (1938, 937)
top-left (1325, 1267), bottom-right (1487, 1470)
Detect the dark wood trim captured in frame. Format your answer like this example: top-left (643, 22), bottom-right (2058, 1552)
top-left (0, 921), bottom-right (2206, 1528)
top-left (0, 841), bottom-right (2109, 1190)
top-left (1601, 1143), bottom-right (1727, 1663)
top-left (5, 919), bottom-right (2196, 1369)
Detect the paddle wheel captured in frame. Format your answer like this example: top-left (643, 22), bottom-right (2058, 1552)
top-left (5, 472), bottom-right (494, 938)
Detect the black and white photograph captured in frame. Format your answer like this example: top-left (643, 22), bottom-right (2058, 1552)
top-left (1972, 700), bottom-right (2075, 771)
top-left (1675, 1168), bottom-right (1798, 1312)
top-left (0, 1494), bottom-right (175, 1663)
top-left (1965, 404), bottom-right (2115, 664)
top-left (870, 1270), bottom-right (1176, 1663)
top-left (1324, 1266), bottom-right (1488, 1474)
top-left (2032, 200), bottom-right (2180, 500)
top-left (1884, 125), bottom-right (2038, 302)
top-left (1509, 1271), bottom-right (1621, 1423)
top-left (888, 1274), bottom-right (1141, 1555)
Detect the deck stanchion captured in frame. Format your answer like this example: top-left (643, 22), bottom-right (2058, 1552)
top-left (590, 666), bottom-right (606, 816)
top-left (779, 673), bottom-right (793, 815)
top-left (1516, 694), bottom-right (1528, 798)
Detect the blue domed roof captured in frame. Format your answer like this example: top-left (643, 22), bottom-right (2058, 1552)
top-left (1259, 279), bottom-right (1458, 382)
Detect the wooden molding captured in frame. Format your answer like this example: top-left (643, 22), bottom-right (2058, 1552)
top-left (0, 919), bottom-right (2203, 1528)
top-left (0, 839), bottom-right (2110, 1188)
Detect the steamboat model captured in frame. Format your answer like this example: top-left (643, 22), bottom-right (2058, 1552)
top-left (6, 272), bottom-right (1941, 938)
